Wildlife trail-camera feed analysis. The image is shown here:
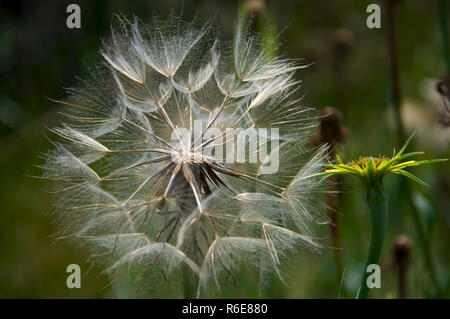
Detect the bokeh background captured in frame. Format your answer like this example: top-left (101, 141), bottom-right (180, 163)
top-left (0, 0), bottom-right (449, 298)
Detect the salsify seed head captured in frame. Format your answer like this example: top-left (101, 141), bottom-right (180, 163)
top-left (41, 14), bottom-right (328, 296)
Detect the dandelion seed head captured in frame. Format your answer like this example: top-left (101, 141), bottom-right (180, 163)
top-left (42, 13), bottom-right (328, 296)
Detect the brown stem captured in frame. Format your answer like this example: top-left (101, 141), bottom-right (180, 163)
top-left (332, 28), bottom-right (353, 109)
top-left (393, 234), bottom-right (412, 299)
top-left (385, 0), bottom-right (405, 143)
top-left (312, 107), bottom-right (348, 281)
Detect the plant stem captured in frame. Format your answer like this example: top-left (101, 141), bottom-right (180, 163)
top-left (439, 0), bottom-right (450, 75)
top-left (356, 181), bottom-right (388, 299)
top-left (405, 186), bottom-right (442, 295)
top-left (393, 234), bottom-right (412, 299)
top-left (311, 107), bottom-right (348, 285)
top-left (385, 0), bottom-right (405, 144)
top-left (385, 0), bottom-right (443, 295)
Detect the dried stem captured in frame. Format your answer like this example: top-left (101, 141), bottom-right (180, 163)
top-left (312, 107), bottom-right (348, 283)
top-left (385, 0), bottom-right (405, 143)
top-left (393, 234), bottom-right (412, 299)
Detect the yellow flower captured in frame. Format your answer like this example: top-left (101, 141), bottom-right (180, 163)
top-left (321, 133), bottom-right (446, 299)
top-left (323, 133), bottom-right (447, 187)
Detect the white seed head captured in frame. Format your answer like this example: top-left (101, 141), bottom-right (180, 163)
top-left (42, 14), bottom-right (328, 296)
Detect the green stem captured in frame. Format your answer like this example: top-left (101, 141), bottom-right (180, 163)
top-left (356, 181), bottom-right (388, 299)
top-left (405, 185), bottom-right (442, 295)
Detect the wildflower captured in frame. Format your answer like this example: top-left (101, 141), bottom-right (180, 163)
top-left (41, 14), bottom-right (327, 297)
top-left (323, 133), bottom-right (446, 195)
top-left (322, 133), bottom-right (446, 298)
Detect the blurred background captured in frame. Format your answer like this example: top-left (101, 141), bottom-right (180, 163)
top-left (0, 0), bottom-right (449, 298)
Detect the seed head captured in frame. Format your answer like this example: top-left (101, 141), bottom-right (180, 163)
top-left (41, 14), bottom-right (328, 296)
